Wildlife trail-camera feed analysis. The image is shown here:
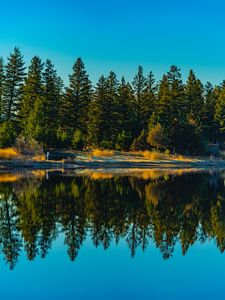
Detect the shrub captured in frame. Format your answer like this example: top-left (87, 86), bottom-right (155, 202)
top-left (15, 135), bottom-right (43, 157)
top-left (147, 123), bottom-right (170, 150)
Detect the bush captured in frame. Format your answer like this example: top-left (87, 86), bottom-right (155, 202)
top-left (72, 129), bottom-right (84, 150)
top-left (15, 135), bottom-right (43, 157)
top-left (147, 123), bottom-right (170, 150)
top-left (0, 121), bottom-right (17, 148)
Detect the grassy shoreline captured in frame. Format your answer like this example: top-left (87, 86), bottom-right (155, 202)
top-left (0, 148), bottom-right (225, 171)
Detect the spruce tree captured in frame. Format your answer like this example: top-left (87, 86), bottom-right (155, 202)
top-left (132, 65), bottom-right (147, 130)
top-left (26, 59), bottom-right (59, 146)
top-left (87, 75), bottom-right (108, 147)
top-left (215, 84), bottom-right (225, 138)
top-left (43, 59), bottom-right (59, 145)
top-left (19, 56), bottom-right (44, 131)
top-left (185, 70), bottom-right (204, 127)
top-left (2, 47), bottom-right (26, 121)
top-left (202, 82), bottom-right (219, 143)
top-left (60, 58), bottom-right (91, 147)
top-left (0, 58), bottom-right (4, 121)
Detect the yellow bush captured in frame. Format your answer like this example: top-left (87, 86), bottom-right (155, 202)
top-left (92, 149), bottom-right (114, 157)
top-left (0, 148), bottom-right (19, 160)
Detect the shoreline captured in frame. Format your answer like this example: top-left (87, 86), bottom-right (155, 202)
top-left (1, 157), bottom-right (225, 171)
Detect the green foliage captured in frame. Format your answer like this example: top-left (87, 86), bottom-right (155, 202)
top-left (130, 130), bottom-right (148, 151)
top-left (147, 123), bottom-right (170, 150)
top-left (72, 129), bottom-right (84, 150)
top-left (0, 48), bottom-right (224, 155)
top-left (115, 131), bottom-right (132, 151)
top-left (56, 126), bottom-right (71, 147)
top-left (0, 121), bottom-right (17, 147)
top-left (1, 47), bottom-right (26, 121)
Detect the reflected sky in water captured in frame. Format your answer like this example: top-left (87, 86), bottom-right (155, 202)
top-left (0, 169), bottom-right (225, 299)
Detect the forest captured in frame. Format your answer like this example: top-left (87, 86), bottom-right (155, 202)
top-left (0, 47), bottom-right (225, 154)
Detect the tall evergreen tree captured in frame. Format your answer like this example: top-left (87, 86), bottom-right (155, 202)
top-left (215, 84), bottom-right (225, 138)
top-left (1, 47), bottom-right (26, 121)
top-left (202, 82), bottom-right (220, 143)
top-left (26, 59), bottom-right (59, 146)
top-left (60, 58), bottom-right (91, 146)
top-left (185, 70), bottom-right (204, 127)
top-left (19, 56), bottom-right (44, 131)
top-left (0, 58), bottom-right (4, 120)
top-left (87, 76), bottom-right (108, 147)
top-left (132, 66), bottom-right (147, 130)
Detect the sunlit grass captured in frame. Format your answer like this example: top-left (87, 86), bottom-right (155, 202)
top-left (0, 148), bottom-right (19, 160)
top-left (92, 149), bottom-right (115, 157)
top-left (0, 174), bottom-right (21, 182)
top-left (32, 154), bottom-right (46, 161)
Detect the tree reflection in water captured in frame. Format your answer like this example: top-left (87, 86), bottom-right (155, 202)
top-left (0, 169), bottom-right (224, 269)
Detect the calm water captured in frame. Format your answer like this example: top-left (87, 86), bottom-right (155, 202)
top-left (0, 169), bottom-right (225, 299)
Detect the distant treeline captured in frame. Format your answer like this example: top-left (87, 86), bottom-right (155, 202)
top-left (0, 47), bottom-right (225, 154)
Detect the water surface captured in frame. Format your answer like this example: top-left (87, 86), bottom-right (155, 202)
top-left (0, 169), bottom-right (225, 300)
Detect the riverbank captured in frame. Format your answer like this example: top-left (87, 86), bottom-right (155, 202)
top-left (0, 150), bottom-right (225, 171)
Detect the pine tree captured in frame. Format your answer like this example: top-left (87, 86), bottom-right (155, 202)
top-left (215, 84), bottom-right (225, 137)
top-left (167, 65), bottom-right (185, 123)
top-left (0, 58), bottom-right (4, 121)
top-left (60, 58), bottom-right (91, 146)
top-left (2, 47), bottom-right (26, 121)
top-left (19, 56), bottom-right (44, 131)
top-left (132, 65), bottom-right (147, 130)
top-left (43, 59), bottom-right (59, 145)
top-left (117, 77), bottom-right (135, 135)
top-left (141, 71), bottom-right (157, 128)
top-left (202, 82), bottom-right (220, 143)
top-left (26, 59), bottom-right (59, 146)
top-left (87, 76), bottom-right (108, 147)
top-left (150, 74), bottom-right (171, 129)
top-left (185, 70), bottom-right (204, 127)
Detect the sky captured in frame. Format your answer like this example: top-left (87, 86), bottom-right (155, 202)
top-left (1, 0), bottom-right (225, 85)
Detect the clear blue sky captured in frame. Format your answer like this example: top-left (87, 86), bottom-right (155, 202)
top-left (1, 0), bottom-right (225, 85)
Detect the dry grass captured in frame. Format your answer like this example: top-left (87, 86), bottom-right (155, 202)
top-left (92, 149), bottom-right (114, 157)
top-left (131, 150), bottom-right (197, 162)
top-left (90, 172), bottom-right (113, 180)
top-left (0, 148), bottom-right (19, 160)
top-left (141, 151), bottom-right (168, 160)
top-left (0, 174), bottom-right (22, 183)
top-left (32, 154), bottom-right (46, 161)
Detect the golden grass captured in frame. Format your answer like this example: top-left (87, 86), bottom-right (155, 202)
top-left (0, 174), bottom-right (21, 182)
top-left (142, 151), bottom-right (168, 160)
top-left (32, 154), bottom-right (46, 161)
top-left (90, 172), bottom-right (113, 180)
top-left (92, 149), bottom-right (114, 157)
top-left (131, 150), bottom-right (197, 162)
top-left (0, 148), bottom-right (19, 160)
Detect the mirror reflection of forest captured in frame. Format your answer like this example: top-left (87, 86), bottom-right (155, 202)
top-left (0, 169), bottom-right (225, 270)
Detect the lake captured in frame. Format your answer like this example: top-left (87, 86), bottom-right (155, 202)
top-left (0, 168), bottom-right (225, 300)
